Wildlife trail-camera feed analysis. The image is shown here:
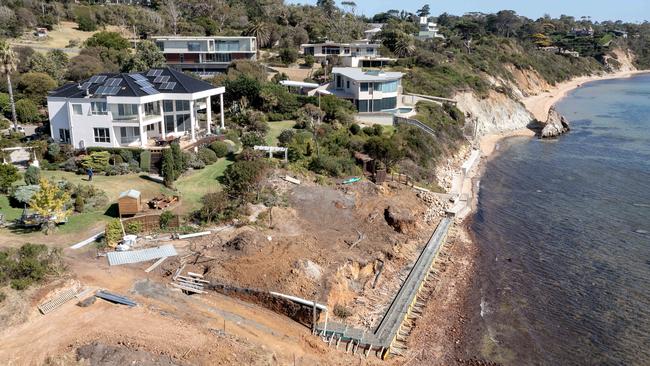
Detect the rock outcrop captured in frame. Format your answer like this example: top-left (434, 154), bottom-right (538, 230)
top-left (541, 106), bottom-right (570, 138)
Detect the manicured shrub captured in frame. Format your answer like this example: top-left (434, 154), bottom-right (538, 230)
top-left (349, 123), bottom-right (361, 135)
top-left (125, 221), bottom-right (142, 235)
top-left (241, 132), bottom-right (264, 148)
top-left (105, 219), bottom-right (123, 248)
top-left (209, 141), bottom-right (229, 158)
top-left (277, 129), bottom-right (295, 146)
top-left (24, 165), bottom-right (41, 185)
top-left (159, 210), bottom-right (175, 229)
top-left (197, 147), bottom-right (218, 165)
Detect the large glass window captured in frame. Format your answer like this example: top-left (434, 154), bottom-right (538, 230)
top-left (215, 41), bottom-right (241, 51)
top-left (163, 100), bottom-right (174, 113)
top-left (356, 100), bottom-right (369, 113)
top-left (323, 46), bottom-right (341, 55)
top-left (72, 104), bottom-right (83, 115)
top-left (119, 127), bottom-right (139, 144)
top-left (93, 128), bottom-right (110, 143)
top-left (144, 101), bottom-right (160, 116)
top-left (116, 104), bottom-right (138, 118)
top-left (187, 41), bottom-right (201, 51)
top-left (206, 53), bottom-right (231, 62)
top-left (381, 80), bottom-right (398, 93)
top-left (304, 47), bottom-right (315, 55)
top-left (90, 101), bottom-right (108, 115)
top-left (59, 129), bottom-right (70, 143)
top-left (164, 115), bottom-right (175, 133)
top-left (175, 100), bottom-right (190, 112)
top-left (360, 83), bottom-right (369, 92)
top-left (176, 114), bottom-right (190, 132)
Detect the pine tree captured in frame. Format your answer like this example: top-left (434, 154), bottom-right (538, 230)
top-left (161, 148), bottom-right (176, 188)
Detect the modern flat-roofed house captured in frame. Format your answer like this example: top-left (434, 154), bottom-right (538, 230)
top-left (328, 67), bottom-right (403, 112)
top-left (300, 41), bottom-right (394, 68)
top-left (152, 36), bottom-right (256, 75)
top-left (416, 16), bottom-right (444, 40)
top-left (47, 68), bottom-right (225, 149)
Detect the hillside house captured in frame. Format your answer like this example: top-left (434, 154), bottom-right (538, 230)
top-left (46, 68), bottom-right (225, 149)
top-left (300, 41), bottom-right (395, 68)
top-left (152, 36), bottom-right (257, 76)
top-left (326, 68), bottom-right (404, 112)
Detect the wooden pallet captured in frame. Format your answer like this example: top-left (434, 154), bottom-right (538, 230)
top-left (38, 288), bottom-right (78, 314)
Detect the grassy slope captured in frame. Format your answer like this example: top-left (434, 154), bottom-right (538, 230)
top-left (174, 158), bottom-right (232, 212)
top-left (265, 121), bottom-right (296, 146)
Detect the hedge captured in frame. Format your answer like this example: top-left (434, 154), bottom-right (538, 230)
top-left (140, 150), bottom-right (151, 173)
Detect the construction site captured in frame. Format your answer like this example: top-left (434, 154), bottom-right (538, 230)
top-left (0, 146), bottom-right (480, 365)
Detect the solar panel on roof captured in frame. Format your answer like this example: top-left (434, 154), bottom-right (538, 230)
top-left (95, 86), bottom-right (120, 96)
top-left (89, 75), bottom-right (107, 83)
top-left (105, 78), bottom-right (122, 87)
top-left (146, 69), bottom-right (163, 77)
top-left (129, 73), bottom-right (147, 81)
top-left (141, 86), bottom-right (159, 95)
top-left (135, 79), bottom-right (154, 88)
top-left (79, 81), bottom-right (92, 90)
top-left (153, 75), bottom-right (169, 83)
top-left (160, 82), bottom-right (176, 90)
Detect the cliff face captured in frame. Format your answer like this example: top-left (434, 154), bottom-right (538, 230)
top-left (454, 47), bottom-right (636, 138)
top-left (455, 90), bottom-right (535, 136)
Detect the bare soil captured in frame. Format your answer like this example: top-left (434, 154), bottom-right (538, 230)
top-left (0, 175), bottom-right (444, 365)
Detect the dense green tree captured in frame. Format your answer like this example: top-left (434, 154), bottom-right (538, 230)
top-left (15, 99), bottom-right (40, 123)
top-left (85, 31), bottom-right (130, 51)
top-left (27, 50), bottom-right (69, 84)
top-left (67, 54), bottom-right (104, 81)
top-left (17, 73), bottom-right (57, 105)
top-left (123, 41), bottom-right (166, 72)
top-left (24, 165), bottom-right (41, 186)
top-left (0, 163), bottom-right (19, 193)
top-left (221, 159), bottom-right (268, 201)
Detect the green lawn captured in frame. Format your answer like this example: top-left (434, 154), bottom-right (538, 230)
top-left (41, 170), bottom-right (168, 201)
top-left (0, 195), bottom-right (24, 222)
top-left (175, 158), bottom-right (232, 212)
top-left (265, 120), bottom-right (296, 146)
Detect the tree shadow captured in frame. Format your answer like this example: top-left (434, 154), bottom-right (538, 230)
top-left (104, 203), bottom-right (119, 218)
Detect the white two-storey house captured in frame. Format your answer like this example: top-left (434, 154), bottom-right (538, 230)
top-left (328, 68), bottom-right (404, 112)
top-left (47, 68), bottom-right (225, 149)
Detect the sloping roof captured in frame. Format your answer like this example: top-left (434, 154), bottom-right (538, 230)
top-left (119, 189), bottom-right (141, 199)
top-left (331, 67), bottom-right (403, 82)
top-left (49, 67), bottom-right (220, 99)
top-left (106, 245), bottom-right (177, 266)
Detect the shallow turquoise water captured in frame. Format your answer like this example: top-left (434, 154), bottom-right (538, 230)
top-left (465, 74), bottom-right (650, 365)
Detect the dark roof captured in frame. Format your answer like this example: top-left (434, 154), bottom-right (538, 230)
top-left (49, 67), bottom-right (219, 99)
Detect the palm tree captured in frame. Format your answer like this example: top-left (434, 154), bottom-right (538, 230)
top-left (393, 36), bottom-right (415, 58)
top-left (0, 41), bottom-right (17, 130)
top-left (245, 22), bottom-right (271, 56)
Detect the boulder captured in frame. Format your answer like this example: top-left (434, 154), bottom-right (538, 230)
top-left (384, 206), bottom-right (416, 234)
top-left (541, 106), bottom-right (570, 138)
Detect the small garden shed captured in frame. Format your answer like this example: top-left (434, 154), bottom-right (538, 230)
top-left (118, 189), bottom-right (142, 216)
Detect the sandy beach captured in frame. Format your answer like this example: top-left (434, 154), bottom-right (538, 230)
top-left (479, 69), bottom-right (649, 158)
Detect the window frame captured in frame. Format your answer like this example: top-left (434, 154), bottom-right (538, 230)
top-left (93, 128), bottom-right (111, 143)
top-left (90, 101), bottom-right (108, 115)
top-left (72, 104), bottom-right (83, 115)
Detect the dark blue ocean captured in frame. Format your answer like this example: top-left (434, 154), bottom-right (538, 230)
top-left (466, 74), bottom-right (650, 365)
